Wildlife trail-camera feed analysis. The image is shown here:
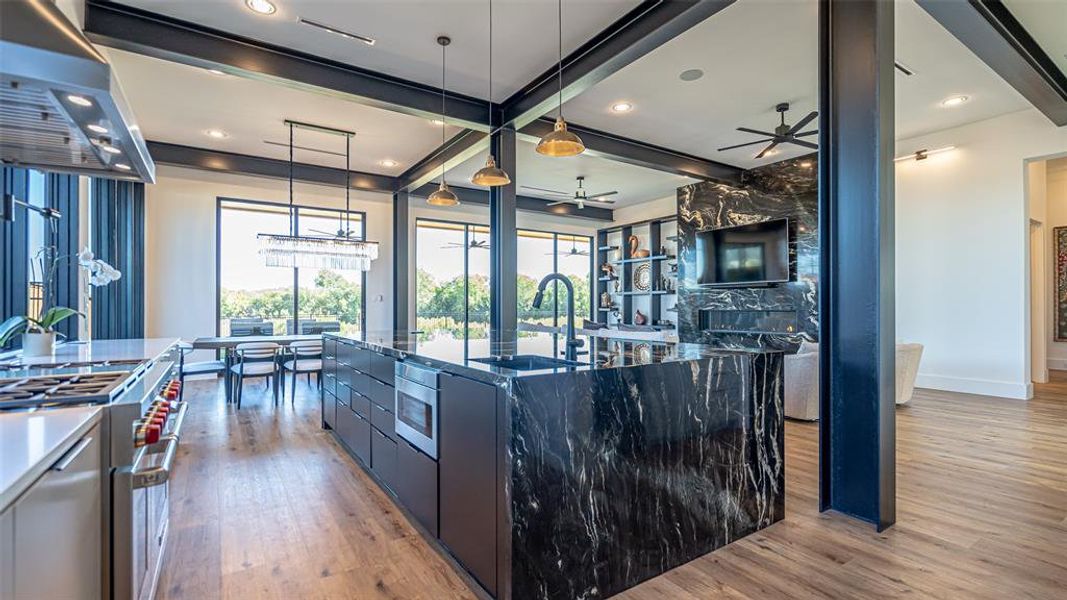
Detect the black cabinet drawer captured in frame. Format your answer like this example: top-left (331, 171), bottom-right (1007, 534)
top-left (370, 352), bottom-right (396, 385)
top-left (371, 402), bottom-right (395, 440)
top-left (337, 406), bottom-right (371, 465)
top-left (371, 428), bottom-right (397, 493)
top-left (335, 384), bottom-right (350, 409)
top-left (349, 369), bottom-right (370, 397)
top-left (366, 377), bottom-right (394, 411)
top-left (323, 372), bottom-right (337, 397)
top-left (335, 340), bottom-right (353, 367)
top-left (396, 440), bottom-right (439, 537)
top-left (353, 346), bottom-right (372, 374)
top-left (350, 389), bottom-right (370, 419)
top-left (323, 337), bottom-right (337, 361)
top-left (322, 390), bottom-right (336, 430)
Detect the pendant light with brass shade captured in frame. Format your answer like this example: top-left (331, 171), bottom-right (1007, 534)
top-left (536, 0), bottom-right (584, 157)
top-left (428, 36), bottom-right (460, 206)
top-left (470, 0), bottom-right (511, 187)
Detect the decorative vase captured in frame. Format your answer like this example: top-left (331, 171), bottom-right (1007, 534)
top-left (634, 309), bottom-right (648, 326)
top-left (600, 292), bottom-right (612, 308)
top-left (23, 332), bottom-right (57, 357)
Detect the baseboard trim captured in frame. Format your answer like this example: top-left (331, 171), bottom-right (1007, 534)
top-left (915, 373), bottom-right (1032, 400)
top-left (1047, 358), bottom-right (1067, 371)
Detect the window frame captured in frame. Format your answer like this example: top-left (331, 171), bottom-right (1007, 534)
top-left (214, 196), bottom-right (368, 340)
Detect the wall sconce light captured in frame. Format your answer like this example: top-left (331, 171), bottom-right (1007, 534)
top-left (894, 145), bottom-right (956, 162)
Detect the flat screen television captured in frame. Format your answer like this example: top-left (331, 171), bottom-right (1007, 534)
top-left (696, 218), bottom-right (791, 286)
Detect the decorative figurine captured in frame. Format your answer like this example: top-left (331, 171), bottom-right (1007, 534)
top-left (614, 280), bottom-right (621, 293)
top-left (634, 309), bottom-right (648, 325)
top-left (600, 291), bottom-right (612, 308)
top-left (629, 235), bottom-right (650, 258)
top-left (601, 263), bottom-right (616, 278)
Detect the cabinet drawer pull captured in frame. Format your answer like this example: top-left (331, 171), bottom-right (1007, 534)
top-left (52, 436), bottom-right (92, 471)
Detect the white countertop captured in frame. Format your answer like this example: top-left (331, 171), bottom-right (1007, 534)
top-left (0, 406), bottom-right (103, 512)
top-left (8, 338), bottom-right (179, 365)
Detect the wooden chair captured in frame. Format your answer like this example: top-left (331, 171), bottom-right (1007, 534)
top-left (281, 339), bottom-right (323, 403)
top-left (177, 341), bottom-right (225, 402)
top-left (230, 342), bottom-right (281, 408)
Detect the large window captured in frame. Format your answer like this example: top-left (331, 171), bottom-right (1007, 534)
top-left (217, 198), bottom-right (365, 338)
top-left (415, 218), bottom-right (592, 354)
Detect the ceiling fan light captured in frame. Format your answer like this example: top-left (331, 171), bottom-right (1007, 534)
top-left (470, 154), bottom-right (511, 186)
top-left (536, 117), bottom-right (585, 157)
top-left (427, 181), bottom-right (460, 206)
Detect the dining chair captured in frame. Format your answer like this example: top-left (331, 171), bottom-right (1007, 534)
top-left (177, 341), bottom-right (225, 402)
top-left (230, 342), bottom-right (281, 408)
top-left (281, 339), bottom-right (323, 403)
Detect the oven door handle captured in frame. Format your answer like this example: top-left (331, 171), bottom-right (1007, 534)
top-left (132, 435), bottom-right (179, 489)
top-left (165, 400), bottom-right (189, 438)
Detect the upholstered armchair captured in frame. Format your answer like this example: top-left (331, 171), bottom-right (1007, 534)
top-left (784, 342), bottom-right (924, 420)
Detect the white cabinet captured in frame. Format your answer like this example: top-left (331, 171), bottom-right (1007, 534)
top-left (1, 423), bottom-right (102, 600)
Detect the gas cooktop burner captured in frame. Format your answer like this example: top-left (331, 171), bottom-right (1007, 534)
top-left (0, 371), bottom-right (132, 411)
top-left (0, 358), bottom-right (145, 371)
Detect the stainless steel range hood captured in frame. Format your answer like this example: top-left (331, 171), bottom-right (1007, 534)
top-left (0, 0), bottom-right (155, 182)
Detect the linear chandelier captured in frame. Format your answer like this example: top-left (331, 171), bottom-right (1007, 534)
top-left (258, 120), bottom-right (379, 271)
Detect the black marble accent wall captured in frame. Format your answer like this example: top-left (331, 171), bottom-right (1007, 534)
top-left (677, 155), bottom-right (818, 350)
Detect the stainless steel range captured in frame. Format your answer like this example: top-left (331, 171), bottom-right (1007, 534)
top-left (0, 345), bottom-right (186, 600)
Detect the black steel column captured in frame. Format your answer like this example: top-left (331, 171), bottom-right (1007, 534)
top-left (489, 127), bottom-right (518, 345)
top-left (393, 190), bottom-right (410, 333)
top-left (818, 0), bottom-right (896, 530)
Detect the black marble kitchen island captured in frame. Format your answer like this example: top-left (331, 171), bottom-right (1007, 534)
top-left (322, 332), bottom-right (784, 600)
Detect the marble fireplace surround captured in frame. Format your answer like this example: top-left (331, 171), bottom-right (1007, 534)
top-left (676, 155), bottom-right (819, 351)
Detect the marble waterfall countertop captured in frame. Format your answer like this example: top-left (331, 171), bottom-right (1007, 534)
top-left (331, 330), bottom-right (785, 599)
top-left (0, 406), bottom-right (102, 512)
top-left (337, 330), bottom-right (777, 385)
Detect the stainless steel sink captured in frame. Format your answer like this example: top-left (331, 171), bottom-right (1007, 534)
top-left (470, 355), bottom-right (585, 371)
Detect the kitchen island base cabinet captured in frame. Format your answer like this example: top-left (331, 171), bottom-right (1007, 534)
top-left (439, 373), bottom-right (498, 597)
top-left (337, 405), bottom-right (371, 466)
top-left (322, 390), bottom-right (337, 430)
top-left (396, 440), bottom-right (439, 537)
top-left (371, 428), bottom-right (397, 493)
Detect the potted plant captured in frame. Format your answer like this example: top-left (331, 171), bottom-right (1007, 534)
top-left (0, 308), bottom-right (82, 356)
top-left (0, 246), bottom-right (121, 356)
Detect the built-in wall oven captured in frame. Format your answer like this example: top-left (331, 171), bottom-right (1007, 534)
top-left (394, 362), bottom-right (439, 459)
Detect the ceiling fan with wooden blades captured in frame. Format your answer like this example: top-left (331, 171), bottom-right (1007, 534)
top-left (522, 176), bottom-right (617, 209)
top-left (718, 102), bottom-right (818, 159)
top-left (545, 238), bottom-right (590, 257)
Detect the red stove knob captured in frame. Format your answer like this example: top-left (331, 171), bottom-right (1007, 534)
top-left (145, 424), bottom-right (161, 445)
top-left (164, 388), bottom-right (179, 400)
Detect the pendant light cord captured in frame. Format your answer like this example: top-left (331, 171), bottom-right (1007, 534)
top-left (488, 0), bottom-right (493, 131)
top-left (557, 0), bottom-right (563, 119)
top-left (288, 121), bottom-right (294, 236)
top-left (440, 40), bottom-right (447, 185)
top-left (345, 134), bottom-right (351, 235)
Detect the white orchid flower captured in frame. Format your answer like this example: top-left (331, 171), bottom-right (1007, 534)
top-left (77, 247), bottom-right (95, 268)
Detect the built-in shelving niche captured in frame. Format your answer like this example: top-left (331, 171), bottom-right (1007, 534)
top-left (595, 215), bottom-right (678, 331)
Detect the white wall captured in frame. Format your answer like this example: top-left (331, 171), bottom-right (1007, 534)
top-left (144, 166), bottom-right (393, 354)
top-left (1044, 159), bottom-right (1067, 369)
top-left (895, 109), bottom-right (1067, 399)
top-left (610, 195), bottom-right (676, 225)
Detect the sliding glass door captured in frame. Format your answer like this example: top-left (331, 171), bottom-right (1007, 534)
top-left (415, 217), bottom-right (593, 355)
top-left (217, 198), bottom-right (365, 338)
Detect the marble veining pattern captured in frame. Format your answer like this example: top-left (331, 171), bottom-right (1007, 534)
top-left (505, 352), bottom-right (785, 599)
top-left (677, 155), bottom-right (819, 351)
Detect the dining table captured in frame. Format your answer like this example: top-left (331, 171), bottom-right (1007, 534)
top-left (191, 334), bottom-right (322, 403)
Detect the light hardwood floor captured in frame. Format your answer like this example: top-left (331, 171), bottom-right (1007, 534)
top-left (158, 376), bottom-right (1067, 600)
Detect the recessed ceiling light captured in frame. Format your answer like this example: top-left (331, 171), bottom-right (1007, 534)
top-left (940, 95), bottom-right (969, 107)
top-left (67, 94), bottom-right (92, 107)
top-left (799, 160), bottom-right (813, 168)
top-left (114, 163), bottom-right (131, 171)
top-left (379, 159), bottom-right (399, 168)
top-left (764, 149), bottom-right (779, 156)
top-left (430, 119), bottom-right (446, 126)
top-left (679, 69), bottom-right (704, 82)
top-left (611, 102), bottom-right (633, 113)
top-left (87, 124), bottom-right (108, 134)
top-left (206, 68), bottom-right (226, 76)
top-left (101, 145), bottom-right (121, 154)
top-left (205, 129), bottom-right (229, 139)
top-left (245, 0), bottom-right (276, 15)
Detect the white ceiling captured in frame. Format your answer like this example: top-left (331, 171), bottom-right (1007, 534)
top-left (1002, 0), bottom-right (1067, 80)
top-left (561, 0), bottom-right (1032, 168)
top-left (446, 138), bottom-right (695, 208)
top-left (104, 48), bottom-right (463, 174)
top-left (114, 0), bottom-right (641, 102)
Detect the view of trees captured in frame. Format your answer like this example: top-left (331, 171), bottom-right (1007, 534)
top-left (416, 268), bottom-right (590, 339)
top-left (221, 270), bottom-right (361, 334)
